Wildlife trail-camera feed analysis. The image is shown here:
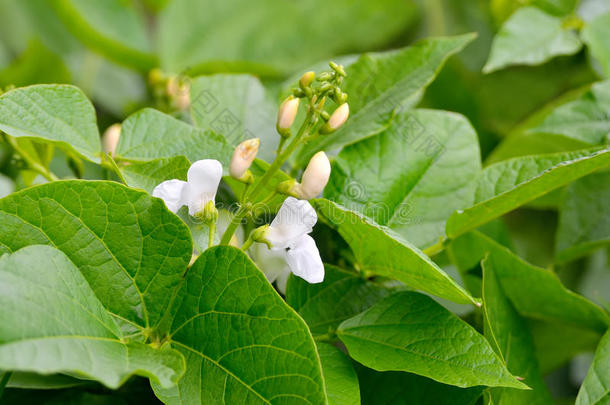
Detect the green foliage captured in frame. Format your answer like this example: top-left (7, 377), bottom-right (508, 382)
top-left (0, 3), bottom-right (609, 403)
top-left (0, 245), bottom-right (185, 389)
top-left (337, 291), bottom-right (526, 388)
top-left (484, 7), bottom-right (582, 73)
top-left (152, 247), bottom-right (326, 404)
top-left (325, 109), bottom-right (481, 248)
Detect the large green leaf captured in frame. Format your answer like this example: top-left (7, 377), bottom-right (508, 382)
top-left (121, 156), bottom-right (190, 194)
top-left (337, 291), bottom-right (526, 388)
top-left (313, 199), bottom-right (476, 305)
top-left (285, 264), bottom-right (395, 336)
top-left (357, 366), bottom-right (483, 405)
top-left (576, 330), bottom-right (610, 405)
top-left (482, 256), bottom-right (554, 405)
top-left (189, 74), bottom-right (278, 163)
top-left (555, 172), bottom-right (610, 262)
top-left (0, 85), bottom-right (101, 162)
top-left (527, 80), bottom-right (610, 145)
top-left (446, 147), bottom-right (610, 239)
top-left (297, 34), bottom-right (475, 164)
top-left (152, 246), bottom-right (327, 404)
top-left (116, 108), bottom-right (232, 166)
top-left (325, 109), bottom-right (481, 249)
top-left (317, 343), bottom-right (360, 405)
top-left (0, 180), bottom-right (193, 331)
top-left (483, 7), bottom-right (582, 73)
top-left (582, 11), bottom-right (610, 78)
top-left (0, 245), bottom-right (185, 389)
top-left (158, 0), bottom-right (416, 75)
top-left (449, 231), bottom-right (610, 332)
top-left (50, 0), bottom-right (156, 70)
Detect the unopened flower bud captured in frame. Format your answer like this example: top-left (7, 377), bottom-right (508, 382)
top-left (102, 124), bottom-right (121, 156)
top-left (300, 71), bottom-right (315, 88)
top-left (230, 138), bottom-right (260, 182)
top-left (148, 68), bottom-right (164, 86)
top-left (298, 151), bottom-right (331, 199)
top-left (320, 103), bottom-right (349, 134)
top-left (167, 77), bottom-right (191, 111)
top-left (329, 61), bottom-right (346, 77)
top-left (334, 89), bottom-right (348, 105)
top-left (277, 96), bottom-right (300, 136)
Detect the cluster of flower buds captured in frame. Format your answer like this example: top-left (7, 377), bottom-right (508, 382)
top-left (149, 68), bottom-right (191, 111)
top-left (276, 61), bottom-right (350, 138)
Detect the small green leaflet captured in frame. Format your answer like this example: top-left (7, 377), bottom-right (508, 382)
top-left (116, 108), bottom-right (233, 166)
top-left (313, 199), bottom-right (476, 305)
top-left (0, 84), bottom-right (101, 162)
top-left (325, 109), bottom-right (481, 249)
top-left (482, 256), bottom-right (554, 405)
top-left (152, 246), bottom-right (328, 405)
top-left (0, 245), bottom-right (185, 389)
top-left (0, 180), bottom-right (193, 331)
top-left (446, 147), bottom-right (610, 239)
top-left (483, 7), bottom-right (582, 73)
top-left (337, 291), bottom-right (527, 388)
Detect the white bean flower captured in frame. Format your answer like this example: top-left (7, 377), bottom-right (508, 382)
top-left (260, 197), bottom-right (324, 287)
top-left (152, 159), bottom-right (222, 216)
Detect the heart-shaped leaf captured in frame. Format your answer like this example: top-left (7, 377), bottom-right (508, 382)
top-left (152, 246), bottom-right (327, 404)
top-left (325, 109), bottom-right (481, 249)
top-left (0, 245), bottom-right (185, 389)
top-left (0, 180), bottom-right (193, 331)
top-left (0, 85), bottom-right (101, 162)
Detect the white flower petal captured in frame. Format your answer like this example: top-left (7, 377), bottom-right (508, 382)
top-left (285, 234), bottom-right (324, 284)
top-left (275, 269), bottom-right (290, 294)
top-left (253, 243), bottom-right (289, 282)
top-left (266, 197), bottom-right (317, 248)
top-left (183, 159), bottom-right (223, 215)
top-left (152, 179), bottom-right (187, 213)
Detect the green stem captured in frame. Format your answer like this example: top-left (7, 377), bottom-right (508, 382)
top-left (313, 332), bottom-right (335, 342)
top-left (422, 238), bottom-right (447, 257)
top-left (0, 371), bottom-right (12, 399)
top-left (102, 154), bottom-right (128, 185)
top-left (220, 116), bottom-right (313, 245)
top-left (241, 235), bottom-right (254, 251)
top-left (5, 136), bottom-right (58, 181)
top-left (208, 221), bottom-right (216, 249)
